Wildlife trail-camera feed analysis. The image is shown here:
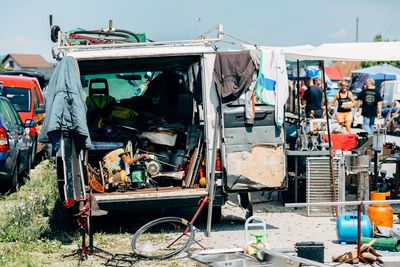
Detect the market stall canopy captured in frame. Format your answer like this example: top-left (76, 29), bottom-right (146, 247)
top-left (352, 64), bottom-right (400, 80)
top-left (280, 42), bottom-right (400, 61)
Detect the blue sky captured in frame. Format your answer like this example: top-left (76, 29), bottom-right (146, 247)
top-left (1, 0), bottom-right (399, 61)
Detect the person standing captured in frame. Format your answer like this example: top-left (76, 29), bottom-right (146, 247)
top-left (327, 80), bottom-right (355, 133)
top-left (302, 77), bottom-right (324, 118)
top-left (357, 78), bottom-right (382, 135)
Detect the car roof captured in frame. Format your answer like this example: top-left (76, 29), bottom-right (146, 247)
top-left (1, 70), bottom-right (46, 89)
top-left (0, 75), bottom-right (38, 88)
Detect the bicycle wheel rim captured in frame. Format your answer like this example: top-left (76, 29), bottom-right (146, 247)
top-left (131, 217), bottom-right (195, 260)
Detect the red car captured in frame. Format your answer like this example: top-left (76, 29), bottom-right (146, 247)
top-left (0, 75), bottom-right (46, 161)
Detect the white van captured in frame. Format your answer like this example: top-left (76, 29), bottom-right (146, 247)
top-left (47, 26), bottom-right (287, 221)
top-left (381, 80), bottom-right (400, 108)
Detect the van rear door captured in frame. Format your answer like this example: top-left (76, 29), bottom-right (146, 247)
top-left (221, 101), bottom-right (286, 192)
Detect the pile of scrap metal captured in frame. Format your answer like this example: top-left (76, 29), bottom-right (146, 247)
top-left (333, 240), bottom-right (381, 264)
top-left (297, 118), bottom-right (331, 151)
top-left (87, 131), bottom-right (206, 193)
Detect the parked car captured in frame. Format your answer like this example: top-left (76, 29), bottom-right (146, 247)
top-left (0, 75), bottom-right (46, 161)
top-left (0, 95), bottom-right (36, 191)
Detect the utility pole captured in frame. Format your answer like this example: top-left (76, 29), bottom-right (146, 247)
top-left (355, 16), bottom-right (359, 42)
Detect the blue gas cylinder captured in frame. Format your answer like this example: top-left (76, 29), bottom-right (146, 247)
top-left (337, 213), bottom-right (373, 243)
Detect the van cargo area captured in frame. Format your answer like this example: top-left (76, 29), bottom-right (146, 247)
top-left (73, 55), bottom-right (225, 211)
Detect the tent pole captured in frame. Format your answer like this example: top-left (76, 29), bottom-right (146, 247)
top-left (296, 60), bottom-right (301, 121)
top-left (320, 60), bottom-right (338, 216)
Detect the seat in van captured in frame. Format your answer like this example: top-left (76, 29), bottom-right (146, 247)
top-left (89, 78), bottom-right (109, 96)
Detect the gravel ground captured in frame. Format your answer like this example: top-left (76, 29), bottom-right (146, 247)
top-left (190, 194), bottom-right (357, 265)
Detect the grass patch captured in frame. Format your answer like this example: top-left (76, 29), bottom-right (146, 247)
top-left (0, 160), bottom-right (59, 242)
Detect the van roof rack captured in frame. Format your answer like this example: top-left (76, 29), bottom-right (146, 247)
top-left (56, 24), bottom-right (224, 53)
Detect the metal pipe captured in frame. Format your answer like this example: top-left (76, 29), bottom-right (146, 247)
top-left (320, 60), bottom-right (337, 216)
top-left (296, 60), bottom-right (300, 121)
top-left (357, 203), bottom-right (361, 258)
top-left (285, 199), bottom-right (400, 208)
top-left (206, 112), bottom-right (220, 237)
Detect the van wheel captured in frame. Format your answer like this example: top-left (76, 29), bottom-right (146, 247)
top-left (238, 193), bottom-right (254, 219)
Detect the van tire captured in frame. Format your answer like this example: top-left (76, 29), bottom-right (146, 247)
top-left (238, 192), bottom-right (253, 219)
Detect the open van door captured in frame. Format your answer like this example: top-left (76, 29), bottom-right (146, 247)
top-left (221, 100), bottom-right (286, 192)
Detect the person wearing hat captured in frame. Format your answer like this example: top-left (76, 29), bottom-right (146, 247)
top-left (327, 80), bottom-right (355, 133)
top-left (302, 77), bottom-right (324, 118)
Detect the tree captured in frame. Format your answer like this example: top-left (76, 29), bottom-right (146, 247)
top-left (361, 34), bottom-right (400, 68)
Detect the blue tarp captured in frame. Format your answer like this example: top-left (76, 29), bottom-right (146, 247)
top-left (352, 64), bottom-right (400, 80)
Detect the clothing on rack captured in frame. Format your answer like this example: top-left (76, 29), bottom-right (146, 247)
top-left (255, 48), bottom-right (289, 127)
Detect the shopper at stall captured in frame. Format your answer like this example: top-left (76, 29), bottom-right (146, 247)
top-left (302, 77), bottom-right (324, 118)
top-left (357, 78), bottom-right (382, 135)
top-left (327, 81), bottom-right (355, 133)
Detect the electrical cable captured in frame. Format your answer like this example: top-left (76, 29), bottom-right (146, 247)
top-left (223, 32), bottom-right (258, 46)
top-left (131, 216), bottom-right (195, 260)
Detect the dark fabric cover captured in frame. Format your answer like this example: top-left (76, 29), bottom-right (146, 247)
top-left (213, 51), bottom-right (255, 102)
top-left (38, 56), bottom-right (91, 150)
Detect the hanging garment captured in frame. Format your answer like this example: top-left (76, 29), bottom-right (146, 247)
top-left (39, 56), bottom-right (91, 150)
top-left (213, 51), bottom-right (256, 102)
top-left (255, 48), bottom-right (289, 127)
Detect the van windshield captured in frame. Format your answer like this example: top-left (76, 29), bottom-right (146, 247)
top-left (3, 87), bottom-right (31, 112)
top-left (82, 72), bottom-right (159, 101)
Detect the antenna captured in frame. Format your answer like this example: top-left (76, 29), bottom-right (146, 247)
top-left (49, 15), bottom-right (53, 28)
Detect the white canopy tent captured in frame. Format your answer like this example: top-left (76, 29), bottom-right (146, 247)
top-left (276, 42), bottom-right (400, 61)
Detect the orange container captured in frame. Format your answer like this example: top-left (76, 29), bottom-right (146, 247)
top-left (368, 191), bottom-right (393, 230)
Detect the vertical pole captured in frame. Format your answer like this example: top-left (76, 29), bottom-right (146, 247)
top-left (296, 60), bottom-right (301, 121)
top-left (206, 113), bottom-right (220, 237)
top-left (356, 17), bottom-right (359, 43)
top-left (358, 155), bottom-right (370, 213)
top-left (357, 202), bottom-right (361, 258)
top-left (320, 60), bottom-right (338, 216)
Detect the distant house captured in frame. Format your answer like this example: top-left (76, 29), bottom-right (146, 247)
top-left (332, 61), bottom-right (362, 80)
top-left (325, 66), bottom-right (343, 82)
top-left (1, 54), bottom-right (53, 80)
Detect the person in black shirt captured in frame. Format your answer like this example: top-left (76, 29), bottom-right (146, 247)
top-left (302, 77), bottom-right (324, 118)
top-left (357, 78), bottom-right (382, 135)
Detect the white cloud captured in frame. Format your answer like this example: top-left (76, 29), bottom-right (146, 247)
top-left (330, 29), bottom-right (347, 40)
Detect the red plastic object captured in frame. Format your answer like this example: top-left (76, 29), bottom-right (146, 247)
top-left (63, 198), bottom-right (75, 208)
top-left (323, 133), bottom-right (358, 151)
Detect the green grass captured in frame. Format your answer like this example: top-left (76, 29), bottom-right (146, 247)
top-left (0, 161), bottom-right (191, 267)
top-left (0, 160), bottom-right (59, 242)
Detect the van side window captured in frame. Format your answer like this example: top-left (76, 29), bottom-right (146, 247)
top-left (33, 87), bottom-right (39, 110)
